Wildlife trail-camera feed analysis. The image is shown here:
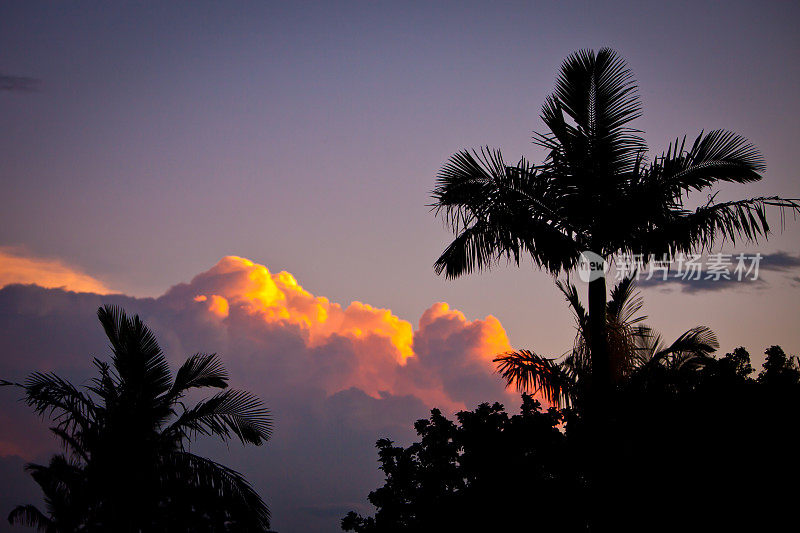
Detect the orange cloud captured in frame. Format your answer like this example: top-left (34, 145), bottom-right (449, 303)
top-left (181, 256), bottom-right (517, 410)
top-left (419, 302), bottom-right (512, 360)
top-left (188, 256), bottom-right (414, 363)
top-left (0, 248), bottom-right (110, 293)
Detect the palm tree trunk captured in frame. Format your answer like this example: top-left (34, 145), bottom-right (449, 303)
top-left (588, 274), bottom-right (610, 400)
top-left (587, 273), bottom-right (613, 529)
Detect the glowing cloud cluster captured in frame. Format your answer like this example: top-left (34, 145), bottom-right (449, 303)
top-left (181, 256), bottom-right (414, 360)
top-left (164, 256), bottom-right (515, 409)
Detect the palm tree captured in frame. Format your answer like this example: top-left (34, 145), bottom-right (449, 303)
top-left (6, 455), bottom-right (89, 533)
top-left (3, 305), bottom-right (272, 532)
top-left (493, 275), bottom-right (719, 410)
top-left (431, 48), bottom-right (798, 403)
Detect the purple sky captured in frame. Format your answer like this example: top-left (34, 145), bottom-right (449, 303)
top-left (1, 1), bottom-right (800, 531)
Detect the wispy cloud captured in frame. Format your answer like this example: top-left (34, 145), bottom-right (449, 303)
top-left (638, 274), bottom-right (766, 294)
top-left (759, 251), bottom-right (800, 272)
top-left (0, 73), bottom-right (41, 92)
top-left (632, 251), bottom-right (800, 293)
top-left (0, 247), bottom-right (110, 293)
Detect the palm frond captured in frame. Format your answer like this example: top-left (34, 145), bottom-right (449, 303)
top-left (537, 47), bottom-right (646, 179)
top-left (48, 426), bottom-right (89, 462)
top-left (625, 325), bottom-right (660, 369)
top-left (652, 326), bottom-right (719, 366)
top-left (161, 451), bottom-right (271, 530)
top-left (637, 196), bottom-right (800, 256)
top-left (7, 505), bottom-right (55, 532)
top-left (97, 305), bottom-right (172, 398)
top-left (655, 129), bottom-right (765, 193)
top-left (433, 219), bottom-right (516, 279)
top-left (553, 48), bottom-right (642, 135)
top-left (20, 372), bottom-right (96, 434)
top-left (607, 274), bottom-right (646, 326)
top-left (433, 212), bottom-right (580, 278)
top-left (555, 278), bottom-right (589, 337)
top-left (493, 350), bottom-right (574, 408)
top-left (432, 148), bottom-right (583, 278)
top-left (170, 353), bottom-right (229, 397)
top-left (432, 148), bottom-right (543, 230)
top-left (168, 389), bottom-right (272, 445)
top-left (86, 358), bottom-right (118, 405)
top-left (22, 456), bottom-right (89, 531)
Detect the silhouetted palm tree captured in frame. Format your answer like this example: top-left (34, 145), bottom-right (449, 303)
top-left (431, 48), bottom-right (798, 402)
top-left (493, 275), bottom-right (719, 409)
top-left (4, 305), bottom-right (272, 532)
top-left (7, 454), bottom-right (88, 532)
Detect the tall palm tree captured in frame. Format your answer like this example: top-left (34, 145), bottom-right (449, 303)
top-left (493, 275), bottom-right (719, 410)
top-left (3, 305), bottom-right (272, 532)
top-left (431, 48), bottom-right (798, 403)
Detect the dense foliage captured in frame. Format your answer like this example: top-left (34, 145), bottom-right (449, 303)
top-left (342, 395), bottom-right (588, 532)
top-left (344, 346), bottom-right (800, 532)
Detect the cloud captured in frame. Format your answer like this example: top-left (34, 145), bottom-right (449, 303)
top-left (632, 251), bottom-right (800, 294)
top-left (0, 248), bottom-right (111, 293)
top-left (0, 73), bottom-right (40, 92)
top-left (0, 255), bottom-right (522, 533)
top-left (632, 257), bottom-right (768, 294)
top-left (635, 252), bottom-right (800, 294)
top-left (637, 274), bottom-right (767, 294)
top-left (759, 251), bottom-right (800, 272)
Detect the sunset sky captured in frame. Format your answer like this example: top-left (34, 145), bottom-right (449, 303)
top-left (2, 1), bottom-right (799, 532)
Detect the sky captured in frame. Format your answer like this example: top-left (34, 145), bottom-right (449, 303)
top-left (1, 1), bottom-right (799, 531)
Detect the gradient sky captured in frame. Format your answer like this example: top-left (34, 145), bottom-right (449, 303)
top-left (3, 0), bottom-right (800, 356)
top-left (1, 1), bottom-right (800, 531)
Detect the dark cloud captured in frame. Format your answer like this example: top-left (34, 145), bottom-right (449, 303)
top-left (627, 252), bottom-right (788, 294)
top-left (638, 274), bottom-right (767, 294)
top-left (0, 73), bottom-right (40, 92)
top-left (634, 251), bottom-right (800, 293)
top-left (759, 251), bottom-right (800, 272)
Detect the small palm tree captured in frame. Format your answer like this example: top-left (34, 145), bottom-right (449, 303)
top-left (494, 275), bottom-right (719, 410)
top-left (432, 48), bottom-right (798, 402)
top-left (3, 305), bottom-right (272, 532)
top-left (6, 455), bottom-right (89, 532)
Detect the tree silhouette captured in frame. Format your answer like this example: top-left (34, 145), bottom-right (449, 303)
top-left (3, 305), bottom-right (272, 532)
top-left (342, 396), bottom-right (588, 533)
top-left (758, 345), bottom-right (800, 387)
top-left (345, 346), bottom-right (800, 532)
top-left (431, 48), bottom-right (799, 404)
top-left (493, 275), bottom-right (718, 410)
top-left (612, 344), bottom-right (800, 532)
